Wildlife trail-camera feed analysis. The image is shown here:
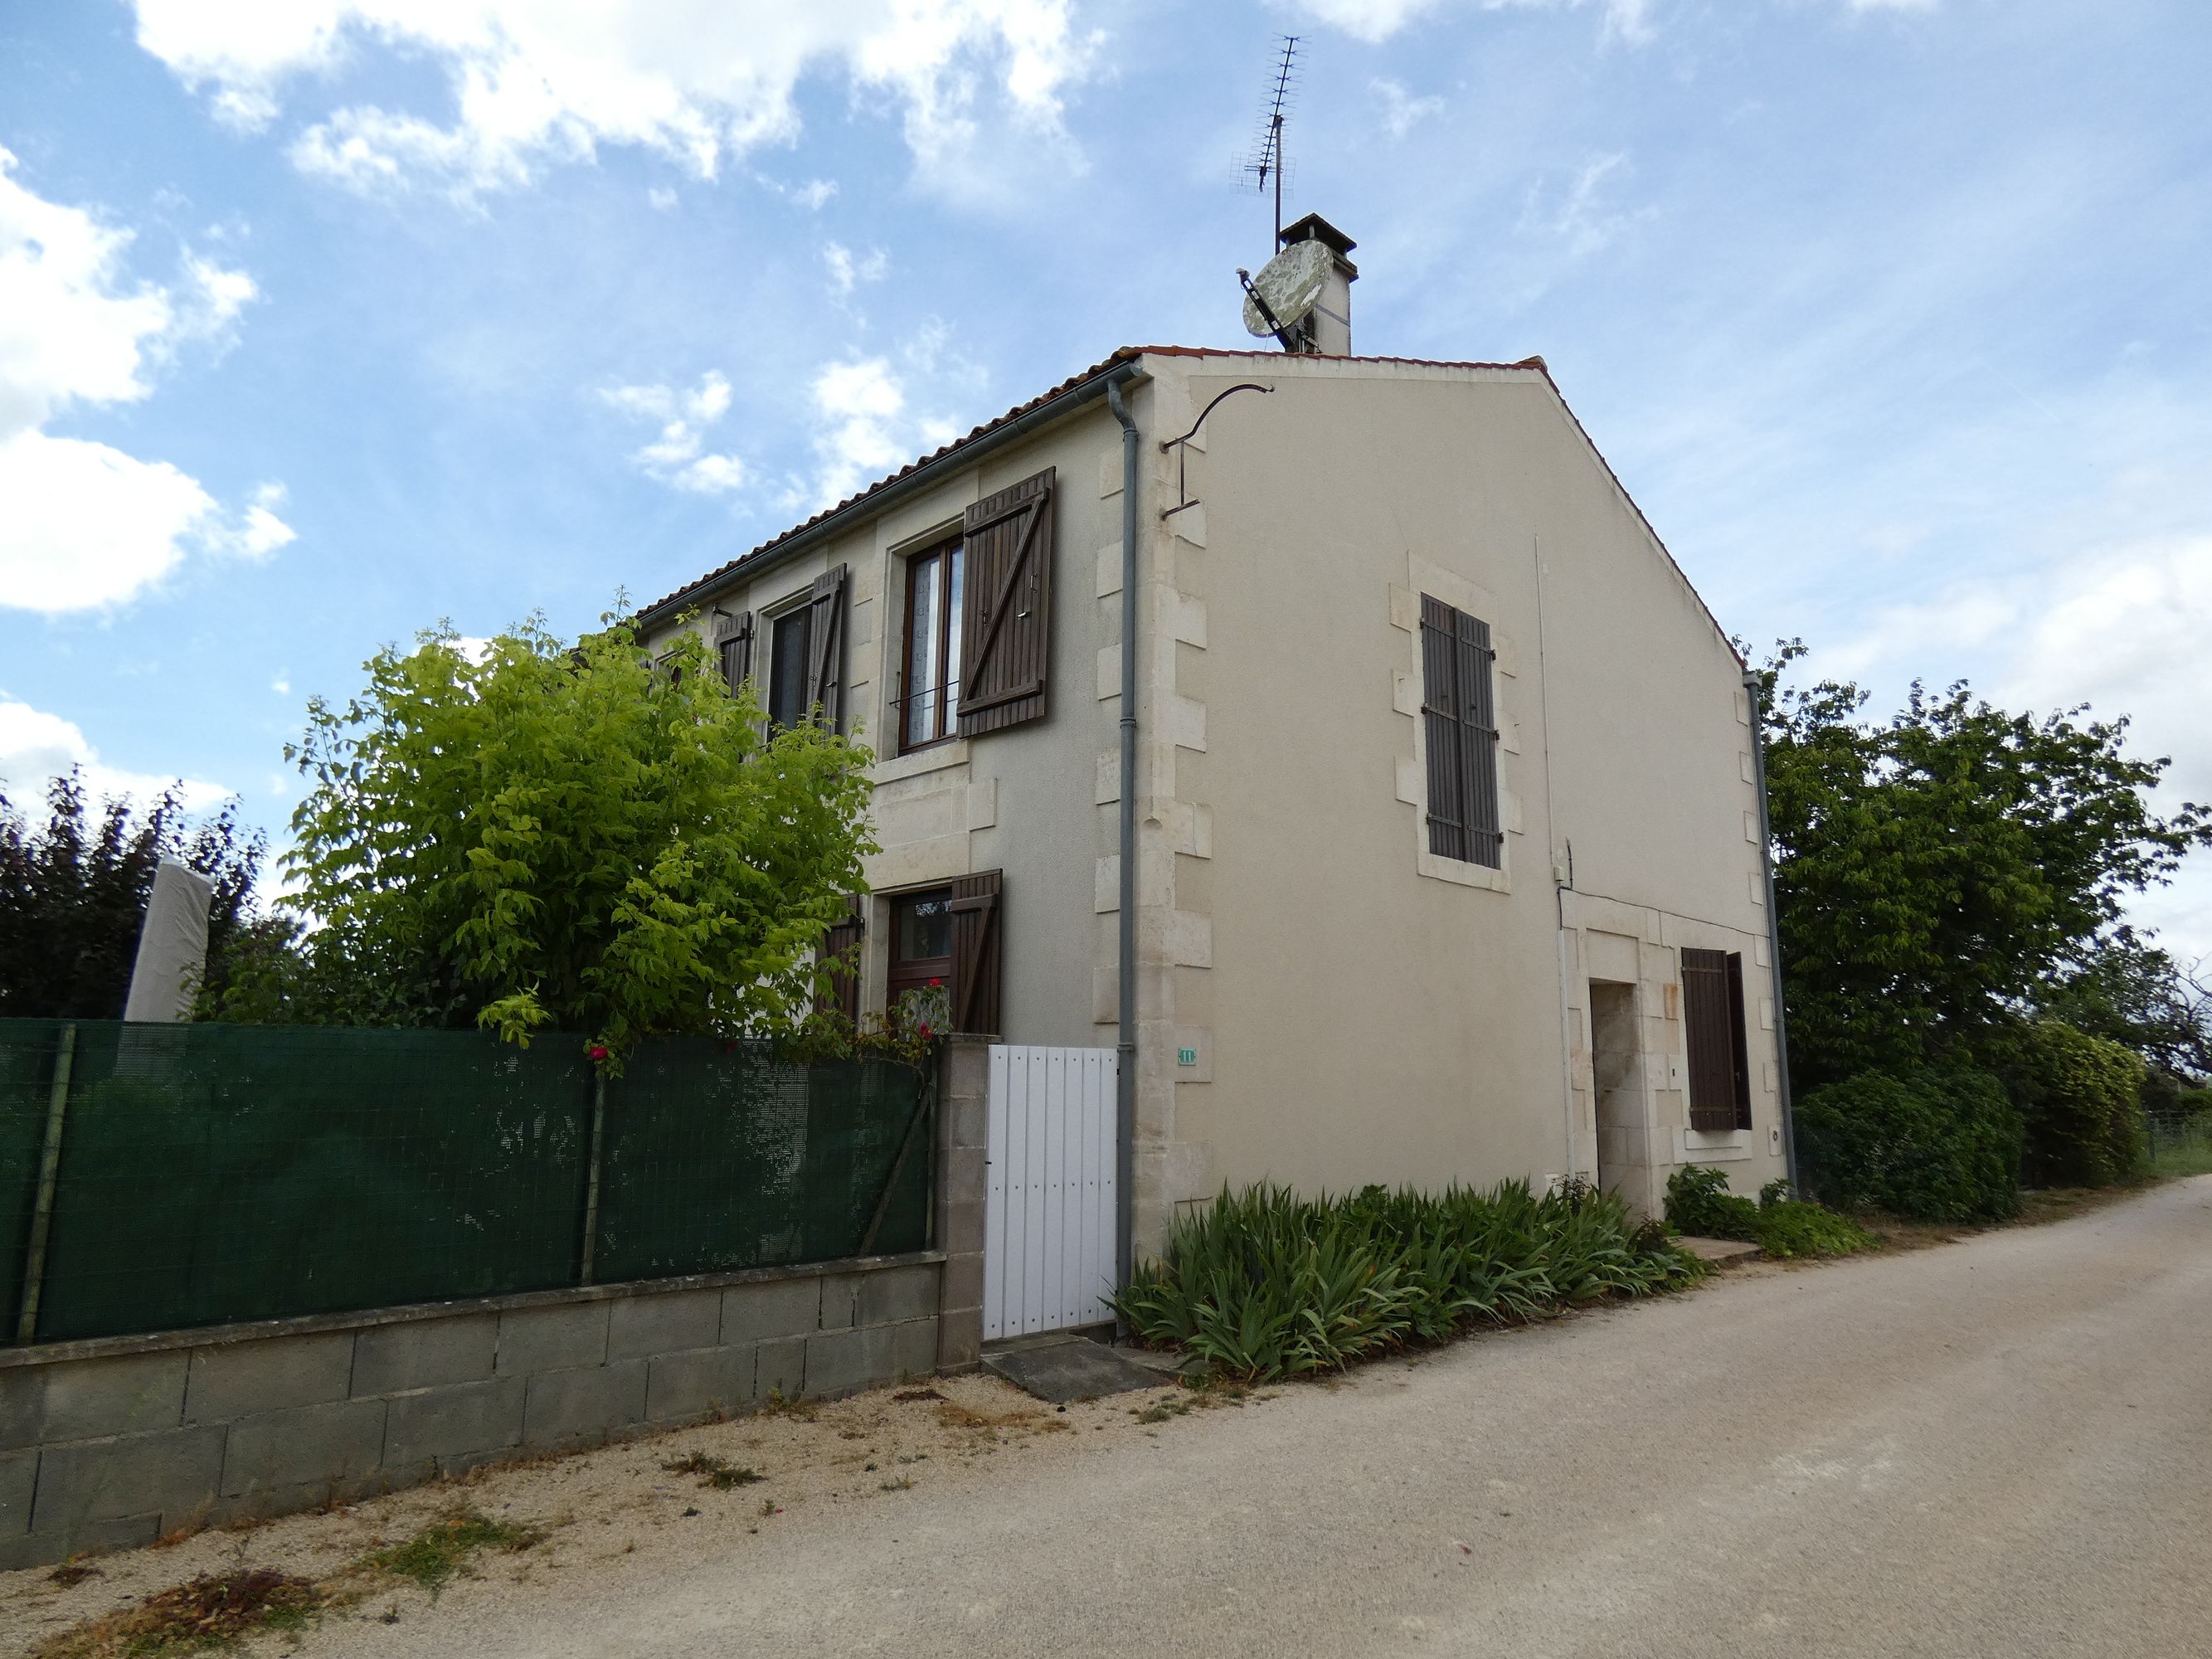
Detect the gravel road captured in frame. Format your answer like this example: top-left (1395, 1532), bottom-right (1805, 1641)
top-left (308, 1177), bottom-right (2212, 1657)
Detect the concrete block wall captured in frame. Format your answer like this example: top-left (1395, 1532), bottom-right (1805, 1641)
top-left (0, 1039), bottom-right (994, 1574)
top-left (0, 1254), bottom-right (941, 1571)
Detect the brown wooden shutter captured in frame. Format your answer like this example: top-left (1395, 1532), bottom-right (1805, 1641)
top-left (1419, 596), bottom-right (1501, 868)
top-left (957, 469), bottom-right (1054, 737)
top-left (717, 610), bottom-right (755, 695)
top-left (815, 894), bottom-right (865, 1021)
top-left (805, 566), bottom-right (848, 731)
top-left (1455, 609), bottom-right (1502, 869)
top-left (947, 869), bottom-right (1003, 1036)
top-left (1725, 951), bottom-right (1754, 1130)
top-left (1419, 596), bottom-right (1468, 862)
top-left (1681, 947), bottom-right (1738, 1132)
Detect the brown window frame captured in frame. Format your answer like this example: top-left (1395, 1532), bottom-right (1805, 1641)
top-left (897, 537), bottom-right (964, 754)
top-left (886, 886), bottom-right (955, 1010)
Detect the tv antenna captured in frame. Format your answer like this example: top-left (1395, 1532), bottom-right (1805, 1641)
top-left (1239, 36), bottom-right (1300, 247)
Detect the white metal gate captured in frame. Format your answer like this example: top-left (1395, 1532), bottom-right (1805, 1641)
top-left (983, 1044), bottom-right (1119, 1341)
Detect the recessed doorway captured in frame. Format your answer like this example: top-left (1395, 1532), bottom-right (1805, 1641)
top-left (1588, 980), bottom-right (1644, 1204)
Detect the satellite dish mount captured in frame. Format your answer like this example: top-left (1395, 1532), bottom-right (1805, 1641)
top-left (1231, 40), bottom-right (1359, 354)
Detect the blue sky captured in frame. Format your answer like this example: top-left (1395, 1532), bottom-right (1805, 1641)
top-left (3, 0), bottom-right (2209, 957)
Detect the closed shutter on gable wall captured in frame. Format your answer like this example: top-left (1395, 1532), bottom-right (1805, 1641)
top-left (1682, 947), bottom-right (1754, 1132)
top-left (947, 869), bottom-right (1004, 1036)
top-left (1418, 595), bottom-right (1502, 868)
top-left (957, 469), bottom-right (1054, 737)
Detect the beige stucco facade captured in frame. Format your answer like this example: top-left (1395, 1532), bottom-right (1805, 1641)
top-left (640, 348), bottom-right (1787, 1261)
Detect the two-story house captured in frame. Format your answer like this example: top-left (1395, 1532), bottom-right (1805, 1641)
top-left (636, 218), bottom-right (1791, 1268)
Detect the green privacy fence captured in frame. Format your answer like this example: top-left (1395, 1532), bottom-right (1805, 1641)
top-left (0, 1019), bottom-right (932, 1347)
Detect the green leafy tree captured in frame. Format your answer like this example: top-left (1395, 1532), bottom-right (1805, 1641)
top-left (1751, 643), bottom-right (2210, 1091)
top-left (225, 611), bottom-right (874, 1065)
top-left (2034, 930), bottom-right (2210, 1085)
top-left (0, 769), bottom-right (264, 1018)
top-left (1998, 1019), bottom-right (2148, 1188)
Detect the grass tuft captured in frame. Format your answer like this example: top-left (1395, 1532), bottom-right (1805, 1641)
top-left (34, 1569), bottom-right (321, 1658)
top-left (357, 1511), bottom-right (543, 1599)
top-left (661, 1451), bottom-right (765, 1489)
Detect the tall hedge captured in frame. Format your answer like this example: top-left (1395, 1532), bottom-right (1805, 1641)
top-left (1796, 1068), bottom-right (2022, 1222)
top-left (2001, 1019), bottom-right (2148, 1188)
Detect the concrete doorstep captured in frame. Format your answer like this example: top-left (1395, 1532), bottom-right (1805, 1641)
top-left (1675, 1236), bottom-right (1763, 1267)
top-left (981, 1336), bottom-right (1164, 1404)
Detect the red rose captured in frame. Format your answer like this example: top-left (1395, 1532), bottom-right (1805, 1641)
top-left (918, 1024), bottom-right (932, 1039)
top-left (929, 978), bottom-right (942, 988)
top-left (589, 1044), bottom-right (609, 1061)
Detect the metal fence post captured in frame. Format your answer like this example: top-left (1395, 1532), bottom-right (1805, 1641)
top-left (857, 1064), bottom-right (935, 1258)
top-left (578, 1071), bottom-right (607, 1286)
top-left (16, 1023), bottom-right (78, 1345)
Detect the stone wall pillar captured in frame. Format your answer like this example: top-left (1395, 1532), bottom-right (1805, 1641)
top-left (934, 1038), bottom-right (989, 1371)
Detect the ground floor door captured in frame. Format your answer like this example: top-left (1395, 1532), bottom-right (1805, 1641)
top-left (1588, 980), bottom-right (1646, 1204)
top-left (983, 1044), bottom-right (1120, 1341)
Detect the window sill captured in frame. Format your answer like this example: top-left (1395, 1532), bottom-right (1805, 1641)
top-left (1414, 847), bottom-right (1510, 893)
top-left (1673, 1126), bottom-right (1753, 1163)
top-left (870, 740), bottom-right (971, 786)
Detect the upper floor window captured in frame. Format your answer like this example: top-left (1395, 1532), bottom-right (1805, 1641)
top-left (899, 538), bottom-right (964, 752)
top-left (766, 606), bottom-right (813, 731)
top-left (1418, 595), bottom-right (1502, 869)
top-left (754, 565), bottom-right (849, 733)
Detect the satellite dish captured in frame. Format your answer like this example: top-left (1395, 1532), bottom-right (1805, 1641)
top-left (1241, 238), bottom-right (1330, 339)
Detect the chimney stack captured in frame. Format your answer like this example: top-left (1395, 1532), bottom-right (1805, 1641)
top-left (1280, 213), bottom-right (1358, 355)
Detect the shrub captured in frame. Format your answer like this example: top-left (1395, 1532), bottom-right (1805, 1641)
top-left (1661, 1165), bottom-right (1875, 1258)
top-left (2000, 1019), bottom-right (2148, 1189)
top-left (246, 612), bottom-right (874, 1067)
top-left (1796, 1068), bottom-right (2021, 1221)
top-left (1111, 1180), bottom-right (1702, 1382)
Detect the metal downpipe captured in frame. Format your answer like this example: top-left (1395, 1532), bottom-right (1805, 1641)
top-left (1107, 375), bottom-right (1140, 1295)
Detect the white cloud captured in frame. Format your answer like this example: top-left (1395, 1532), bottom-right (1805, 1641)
top-left (600, 370), bottom-right (747, 494)
top-left (1827, 535), bottom-right (2212, 959)
top-left (1373, 79), bottom-right (1444, 139)
top-left (0, 433), bottom-right (216, 611)
top-left (0, 150), bottom-right (171, 440)
top-left (0, 148), bottom-right (291, 613)
top-left (0, 698), bottom-right (232, 817)
top-left (1527, 151), bottom-right (1650, 259)
top-left (177, 252), bottom-right (260, 342)
top-left (806, 357), bottom-right (911, 508)
top-left (823, 241), bottom-right (889, 297)
top-left (131, 1), bottom-right (1101, 202)
top-left (647, 185), bottom-right (678, 211)
top-left (1293, 0), bottom-right (1650, 47)
top-left (221, 481), bottom-right (299, 560)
